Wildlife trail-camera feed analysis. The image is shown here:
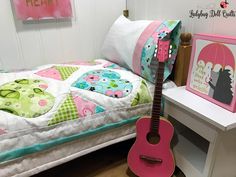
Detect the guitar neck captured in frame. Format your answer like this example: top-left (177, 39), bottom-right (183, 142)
top-left (151, 62), bottom-right (165, 133)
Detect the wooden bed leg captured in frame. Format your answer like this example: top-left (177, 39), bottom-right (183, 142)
top-left (174, 33), bottom-right (192, 86)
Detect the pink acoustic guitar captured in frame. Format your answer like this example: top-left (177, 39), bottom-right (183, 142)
top-left (128, 36), bottom-right (175, 177)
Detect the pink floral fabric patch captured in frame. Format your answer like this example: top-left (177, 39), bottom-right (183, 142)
top-left (72, 92), bottom-right (105, 117)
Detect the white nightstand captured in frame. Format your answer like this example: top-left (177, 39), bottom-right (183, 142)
top-left (163, 87), bottom-right (236, 177)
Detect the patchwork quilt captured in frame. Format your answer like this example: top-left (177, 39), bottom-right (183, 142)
top-left (0, 59), bottom-right (155, 167)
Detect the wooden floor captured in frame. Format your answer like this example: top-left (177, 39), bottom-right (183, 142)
top-left (33, 139), bottom-right (185, 177)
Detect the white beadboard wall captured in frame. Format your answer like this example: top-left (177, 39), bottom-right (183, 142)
top-left (0, 0), bottom-right (125, 70)
top-left (128, 0), bottom-right (236, 36)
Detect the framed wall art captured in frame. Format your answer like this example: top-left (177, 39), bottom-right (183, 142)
top-left (12, 0), bottom-right (72, 20)
top-left (186, 33), bottom-right (236, 112)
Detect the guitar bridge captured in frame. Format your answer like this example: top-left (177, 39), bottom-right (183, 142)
top-left (140, 155), bottom-right (163, 164)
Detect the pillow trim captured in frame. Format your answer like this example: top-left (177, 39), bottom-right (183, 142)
top-left (132, 20), bottom-right (162, 75)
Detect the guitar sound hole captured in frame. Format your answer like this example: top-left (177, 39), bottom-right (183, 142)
top-left (147, 132), bottom-right (160, 144)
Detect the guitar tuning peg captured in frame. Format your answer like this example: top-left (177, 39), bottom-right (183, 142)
top-left (169, 50), bottom-right (172, 54)
top-left (170, 45), bottom-right (172, 49)
top-left (169, 54), bottom-right (172, 58)
top-left (154, 54), bottom-right (157, 58)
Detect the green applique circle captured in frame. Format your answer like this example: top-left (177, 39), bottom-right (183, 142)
top-left (0, 79), bottom-right (55, 118)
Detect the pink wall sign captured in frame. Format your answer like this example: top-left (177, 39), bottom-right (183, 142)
top-left (13, 0), bottom-right (72, 20)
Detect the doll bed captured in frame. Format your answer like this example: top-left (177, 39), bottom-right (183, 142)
top-left (0, 59), bottom-right (176, 177)
top-left (0, 16), bottom-right (191, 176)
top-left (0, 60), bottom-right (153, 177)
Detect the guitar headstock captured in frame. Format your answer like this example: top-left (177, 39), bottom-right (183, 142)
top-left (154, 35), bottom-right (171, 63)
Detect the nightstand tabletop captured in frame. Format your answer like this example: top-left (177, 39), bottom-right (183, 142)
top-left (163, 86), bottom-right (236, 131)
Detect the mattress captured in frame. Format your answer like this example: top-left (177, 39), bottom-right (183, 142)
top-left (0, 59), bottom-right (175, 177)
top-left (1, 123), bottom-right (137, 177)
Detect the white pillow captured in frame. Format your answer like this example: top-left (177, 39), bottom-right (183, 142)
top-left (101, 15), bottom-right (181, 83)
top-left (101, 15), bottom-right (152, 69)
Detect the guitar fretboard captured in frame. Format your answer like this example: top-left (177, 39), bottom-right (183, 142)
top-left (151, 62), bottom-right (165, 133)
top-left (149, 36), bottom-right (171, 134)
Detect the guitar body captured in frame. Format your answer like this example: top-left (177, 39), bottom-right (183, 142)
top-left (128, 117), bottom-right (175, 177)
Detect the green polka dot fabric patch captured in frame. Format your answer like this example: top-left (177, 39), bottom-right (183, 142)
top-left (48, 94), bottom-right (78, 126)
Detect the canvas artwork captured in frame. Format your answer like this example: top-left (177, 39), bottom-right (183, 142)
top-left (186, 34), bottom-right (236, 112)
top-left (13, 0), bottom-right (72, 20)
